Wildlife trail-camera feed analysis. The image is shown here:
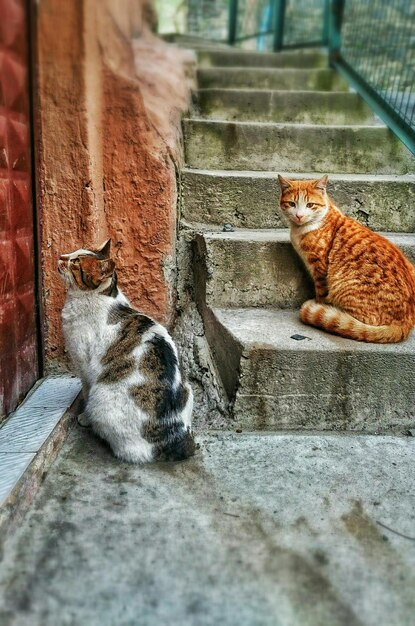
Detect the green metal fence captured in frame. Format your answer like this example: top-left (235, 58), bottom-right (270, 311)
top-left (284, 0), bottom-right (329, 47)
top-left (186, 0), bottom-right (229, 41)
top-left (227, 0), bottom-right (329, 49)
top-left (329, 0), bottom-right (415, 155)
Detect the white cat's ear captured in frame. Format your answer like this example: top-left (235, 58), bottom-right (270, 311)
top-left (314, 175), bottom-right (328, 191)
top-left (97, 239), bottom-right (111, 258)
top-left (278, 175), bottom-right (292, 191)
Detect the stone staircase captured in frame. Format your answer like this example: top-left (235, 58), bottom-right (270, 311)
top-left (181, 46), bottom-right (415, 433)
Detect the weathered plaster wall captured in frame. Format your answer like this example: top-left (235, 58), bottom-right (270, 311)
top-left (33, 0), bottom-right (192, 368)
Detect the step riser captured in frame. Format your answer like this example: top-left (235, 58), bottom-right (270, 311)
top-left (197, 50), bottom-right (326, 68)
top-left (194, 90), bottom-right (377, 125)
top-left (184, 121), bottom-right (415, 174)
top-left (199, 236), bottom-right (312, 309)
top-left (198, 234), bottom-right (415, 309)
top-left (181, 171), bottom-right (415, 232)
top-left (234, 352), bottom-right (415, 432)
top-left (163, 35), bottom-right (230, 49)
top-left (197, 68), bottom-right (348, 91)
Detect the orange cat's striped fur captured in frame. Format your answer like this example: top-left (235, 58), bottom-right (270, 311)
top-left (278, 175), bottom-right (415, 343)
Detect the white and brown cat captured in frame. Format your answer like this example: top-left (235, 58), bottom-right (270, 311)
top-left (278, 174), bottom-right (415, 343)
top-left (59, 240), bottom-right (195, 463)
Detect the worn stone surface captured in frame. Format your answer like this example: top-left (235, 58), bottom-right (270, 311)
top-left (197, 48), bottom-right (326, 68)
top-left (0, 428), bottom-right (414, 626)
top-left (197, 67), bottom-right (348, 90)
top-left (181, 170), bottom-right (415, 231)
top-left (193, 89), bottom-right (379, 124)
top-left (172, 303), bottom-right (229, 429)
top-left (208, 308), bottom-right (415, 432)
top-left (172, 228), bottom-right (230, 428)
top-left (184, 119), bottom-right (415, 174)
top-left (163, 34), bottom-right (231, 49)
top-left (34, 0), bottom-right (192, 367)
top-left (196, 230), bottom-right (415, 309)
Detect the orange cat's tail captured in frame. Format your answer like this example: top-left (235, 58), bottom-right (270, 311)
top-left (300, 299), bottom-right (412, 344)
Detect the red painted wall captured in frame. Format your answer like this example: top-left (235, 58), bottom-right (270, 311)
top-left (0, 0), bottom-right (38, 420)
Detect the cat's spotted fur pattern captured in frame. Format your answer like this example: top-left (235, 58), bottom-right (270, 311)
top-left (278, 175), bottom-right (415, 343)
top-left (59, 240), bottom-right (195, 463)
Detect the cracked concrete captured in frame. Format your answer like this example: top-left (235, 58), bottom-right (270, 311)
top-left (0, 427), bottom-right (414, 626)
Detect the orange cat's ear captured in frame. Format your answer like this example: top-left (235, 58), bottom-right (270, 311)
top-left (314, 175), bottom-right (328, 191)
top-left (278, 175), bottom-right (292, 191)
top-left (97, 239), bottom-right (111, 258)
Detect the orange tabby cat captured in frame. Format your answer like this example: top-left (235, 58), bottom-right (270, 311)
top-left (278, 174), bottom-right (415, 343)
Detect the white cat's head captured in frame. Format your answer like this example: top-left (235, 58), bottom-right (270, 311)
top-left (58, 239), bottom-right (115, 291)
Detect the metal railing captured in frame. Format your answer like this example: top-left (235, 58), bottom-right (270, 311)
top-left (184, 0), bottom-right (415, 153)
top-left (329, 0), bottom-right (415, 155)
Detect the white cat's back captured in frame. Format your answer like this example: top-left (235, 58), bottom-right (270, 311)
top-left (62, 291), bottom-right (127, 383)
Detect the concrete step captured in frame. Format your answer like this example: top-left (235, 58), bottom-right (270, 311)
top-left (195, 229), bottom-right (415, 309)
top-left (197, 48), bottom-right (326, 68)
top-left (181, 169), bottom-right (415, 232)
top-left (162, 34), bottom-right (231, 49)
top-left (197, 67), bottom-right (348, 91)
top-left (205, 307), bottom-right (415, 432)
top-left (183, 119), bottom-right (415, 174)
top-left (193, 89), bottom-right (380, 125)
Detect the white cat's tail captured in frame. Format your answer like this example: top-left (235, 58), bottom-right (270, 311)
top-left (156, 424), bottom-right (196, 462)
top-left (300, 299), bottom-right (412, 344)
top-left (154, 383), bottom-right (196, 462)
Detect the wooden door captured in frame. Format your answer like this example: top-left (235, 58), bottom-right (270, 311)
top-left (0, 0), bottom-right (38, 420)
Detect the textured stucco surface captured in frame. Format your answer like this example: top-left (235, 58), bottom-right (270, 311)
top-left (34, 0), bottom-right (192, 367)
top-left (0, 428), bottom-right (414, 625)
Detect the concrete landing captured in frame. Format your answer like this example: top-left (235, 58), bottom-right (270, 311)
top-left (0, 428), bottom-right (414, 626)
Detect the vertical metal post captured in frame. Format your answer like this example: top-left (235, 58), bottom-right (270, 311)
top-left (322, 0), bottom-right (330, 46)
top-left (228, 0), bottom-right (238, 45)
top-left (272, 0), bottom-right (286, 52)
top-left (329, 0), bottom-right (346, 65)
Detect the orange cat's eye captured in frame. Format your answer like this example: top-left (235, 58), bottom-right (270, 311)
top-left (288, 201), bottom-right (296, 207)
top-left (306, 203), bottom-right (314, 208)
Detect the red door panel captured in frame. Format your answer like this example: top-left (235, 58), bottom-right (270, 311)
top-left (0, 0), bottom-right (38, 420)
